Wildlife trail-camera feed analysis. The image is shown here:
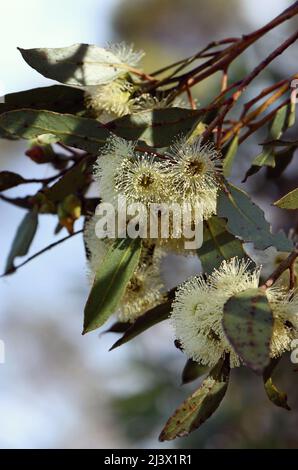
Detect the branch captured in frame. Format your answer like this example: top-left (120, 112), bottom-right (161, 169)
top-left (1, 229), bottom-right (83, 278)
top-left (261, 247), bottom-right (298, 289)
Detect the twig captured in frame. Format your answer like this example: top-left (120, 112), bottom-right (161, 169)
top-left (261, 247), bottom-right (298, 289)
top-left (0, 194), bottom-right (32, 209)
top-left (238, 98), bottom-right (290, 144)
top-left (1, 229), bottom-right (83, 278)
top-left (186, 80), bottom-right (196, 110)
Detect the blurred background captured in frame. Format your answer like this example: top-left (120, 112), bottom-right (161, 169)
top-left (0, 0), bottom-right (298, 449)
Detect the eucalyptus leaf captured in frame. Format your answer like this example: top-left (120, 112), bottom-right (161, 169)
top-left (0, 107), bottom-right (202, 152)
top-left (0, 171), bottom-right (25, 191)
top-left (43, 157), bottom-right (93, 204)
top-left (181, 359), bottom-right (209, 385)
top-left (223, 135), bottom-right (239, 177)
top-left (274, 188), bottom-right (298, 210)
top-left (269, 105), bottom-right (288, 140)
top-left (242, 147), bottom-right (276, 182)
top-left (0, 109), bottom-right (110, 153)
top-left (263, 358), bottom-right (290, 410)
top-left (108, 107), bottom-right (203, 147)
top-left (267, 146), bottom-right (296, 179)
top-left (223, 287), bottom-right (273, 373)
top-left (5, 207), bottom-right (38, 274)
top-left (110, 296), bottom-right (174, 350)
top-left (159, 357), bottom-right (230, 441)
top-left (217, 183), bottom-right (293, 251)
top-left (0, 85), bottom-right (84, 116)
top-left (242, 105), bottom-right (290, 181)
top-left (83, 238), bottom-right (142, 334)
top-left (198, 216), bottom-right (251, 274)
top-left (19, 44), bottom-right (131, 87)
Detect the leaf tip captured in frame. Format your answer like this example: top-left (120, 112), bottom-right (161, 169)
top-left (109, 339), bottom-right (121, 351)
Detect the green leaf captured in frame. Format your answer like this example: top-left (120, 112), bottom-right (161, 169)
top-left (223, 287), bottom-right (273, 373)
top-left (267, 146), bottom-right (296, 179)
top-left (274, 188), bottom-right (298, 210)
top-left (252, 146), bottom-right (276, 168)
top-left (264, 378), bottom-right (291, 410)
top-left (5, 207), bottom-right (38, 274)
top-left (108, 108), bottom-right (203, 147)
top-left (181, 359), bottom-right (208, 385)
top-left (0, 85), bottom-right (84, 116)
top-left (83, 238), bottom-right (142, 334)
top-left (222, 135), bottom-right (239, 177)
top-left (242, 105), bottom-right (290, 181)
top-left (0, 110), bottom-right (110, 154)
top-left (19, 44), bottom-right (135, 86)
top-left (0, 171), bottom-right (25, 191)
top-left (286, 100), bottom-right (296, 128)
top-left (110, 296), bottom-right (174, 350)
top-left (43, 157), bottom-right (92, 204)
top-left (104, 322), bottom-right (131, 334)
top-left (0, 107), bottom-right (202, 151)
top-left (242, 147), bottom-right (276, 182)
top-left (263, 358), bottom-right (290, 410)
top-left (198, 216), bottom-right (252, 274)
top-left (264, 139), bottom-right (298, 147)
top-left (217, 183), bottom-right (293, 251)
top-left (159, 357), bottom-right (230, 441)
top-left (269, 105), bottom-right (288, 140)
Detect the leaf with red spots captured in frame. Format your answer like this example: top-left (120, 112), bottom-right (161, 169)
top-left (159, 357), bottom-right (230, 441)
top-left (223, 287), bottom-right (273, 374)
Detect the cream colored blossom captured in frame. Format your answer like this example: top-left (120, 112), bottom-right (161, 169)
top-left (94, 135), bottom-right (136, 205)
top-left (86, 79), bottom-right (135, 120)
top-left (85, 42), bottom-right (144, 120)
top-left (171, 257), bottom-right (298, 368)
top-left (94, 135), bottom-right (165, 207)
top-left (86, 88), bottom-right (185, 122)
top-left (107, 42), bottom-right (144, 67)
top-left (165, 137), bottom-right (222, 221)
top-left (115, 153), bottom-right (166, 205)
top-left (132, 94), bottom-right (188, 112)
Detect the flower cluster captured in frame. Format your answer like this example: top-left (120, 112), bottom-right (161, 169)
top-left (84, 133), bottom-right (222, 321)
top-left (85, 42), bottom-right (143, 121)
top-left (94, 134), bottom-right (221, 227)
top-left (85, 42), bottom-right (189, 121)
top-left (171, 257), bottom-right (298, 368)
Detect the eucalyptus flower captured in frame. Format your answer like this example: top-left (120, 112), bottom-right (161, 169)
top-left (95, 135), bottom-right (167, 208)
top-left (171, 257), bottom-right (298, 368)
top-left (86, 79), bottom-right (135, 120)
top-left (165, 137), bottom-right (222, 221)
top-left (107, 42), bottom-right (145, 68)
top-left (115, 153), bottom-right (166, 205)
top-left (85, 42), bottom-right (144, 120)
top-left (94, 135), bottom-right (136, 205)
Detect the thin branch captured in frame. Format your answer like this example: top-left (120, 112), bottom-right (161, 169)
top-left (186, 80), bottom-right (196, 110)
top-left (0, 194), bottom-right (32, 209)
top-left (1, 229), bottom-right (83, 278)
top-left (238, 98), bottom-right (290, 144)
top-left (261, 247), bottom-right (298, 289)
